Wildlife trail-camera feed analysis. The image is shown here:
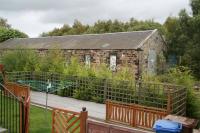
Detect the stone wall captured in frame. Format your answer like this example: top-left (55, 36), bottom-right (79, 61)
top-left (62, 49), bottom-right (139, 72)
top-left (0, 49), bottom-right (139, 75)
top-left (140, 30), bottom-right (166, 74)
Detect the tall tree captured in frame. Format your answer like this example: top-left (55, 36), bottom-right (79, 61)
top-left (164, 0), bottom-right (200, 78)
top-left (191, 0), bottom-right (200, 15)
top-left (41, 18), bottom-right (164, 37)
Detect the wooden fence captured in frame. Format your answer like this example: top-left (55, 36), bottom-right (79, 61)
top-left (4, 82), bottom-right (30, 133)
top-left (52, 107), bottom-right (88, 133)
top-left (106, 100), bottom-right (168, 129)
top-left (4, 82), bottom-right (30, 100)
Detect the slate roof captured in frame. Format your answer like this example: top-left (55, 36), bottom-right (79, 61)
top-left (0, 29), bottom-right (157, 50)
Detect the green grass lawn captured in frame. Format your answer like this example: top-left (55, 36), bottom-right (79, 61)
top-left (0, 97), bottom-right (78, 133)
top-left (30, 105), bottom-right (80, 133)
top-left (0, 93), bottom-right (52, 133)
top-left (29, 105), bottom-right (52, 133)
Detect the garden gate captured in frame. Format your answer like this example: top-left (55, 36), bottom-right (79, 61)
top-left (0, 65), bottom-right (30, 133)
top-left (52, 107), bottom-right (88, 133)
top-left (0, 82), bottom-right (30, 133)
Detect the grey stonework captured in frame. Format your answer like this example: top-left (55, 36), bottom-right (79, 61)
top-left (140, 30), bottom-right (166, 75)
top-left (63, 49), bottom-right (138, 70)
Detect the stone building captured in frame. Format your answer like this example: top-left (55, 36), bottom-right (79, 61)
top-left (0, 29), bottom-right (166, 76)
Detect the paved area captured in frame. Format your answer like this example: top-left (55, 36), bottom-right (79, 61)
top-left (31, 91), bottom-right (106, 119)
top-left (0, 127), bottom-right (7, 133)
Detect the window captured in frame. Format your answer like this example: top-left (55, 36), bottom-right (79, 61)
top-left (110, 55), bottom-right (117, 71)
top-left (85, 55), bottom-right (91, 67)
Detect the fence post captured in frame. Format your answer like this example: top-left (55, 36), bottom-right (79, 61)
top-left (21, 97), bottom-right (25, 133)
top-left (51, 110), bottom-right (55, 133)
top-left (167, 89), bottom-right (172, 114)
top-left (132, 106), bottom-right (136, 127)
top-left (80, 107), bottom-right (88, 133)
top-left (106, 100), bottom-right (109, 121)
top-left (25, 96), bottom-right (30, 133)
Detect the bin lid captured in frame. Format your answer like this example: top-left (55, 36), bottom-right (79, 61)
top-left (153, 119), bottom-right (182, 132)
top-left (165, 115), bottom-right (199, 128)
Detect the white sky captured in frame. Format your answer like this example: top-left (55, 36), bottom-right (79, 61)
top-left (0, 0), bottom-right (191, 37)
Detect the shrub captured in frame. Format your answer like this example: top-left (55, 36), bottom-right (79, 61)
top-left (64, 57), bottom-right (80, 75)
top-left (113, 66), bottom-right (135, 81)
top-left (2, 49), bottom-right (40, 71)
top-left (158, 66), bottom-right (200, 119)
top-left (39, 49), bottom-right (66, 73)
top-left (73, 86), bottom-right (92, 101)
top-left (94, 63), bottom-right (112, 79)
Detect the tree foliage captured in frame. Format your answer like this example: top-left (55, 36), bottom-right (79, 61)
top-left (191, 0), bottom-right (200, 16)
top-left (0, 17), bottom-right (11, 28)
top-left (164, 0), bottom-right (200, 79)
top-left (0, 17), bottom-right (28, 42)
top-left (41, 18), bottom-right (164, 37)
top-left (0, 27), bottom-right (28, 42)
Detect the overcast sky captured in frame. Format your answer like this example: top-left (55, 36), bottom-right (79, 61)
top-left (0, 0), bottom-right (191, 37)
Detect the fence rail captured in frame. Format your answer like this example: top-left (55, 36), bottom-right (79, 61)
top-left (106, 100), bottom-right (167, 129)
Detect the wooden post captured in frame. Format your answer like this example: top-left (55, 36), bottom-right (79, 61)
top-left (80, 107), bottom-right (88, 133)
top-left (20, 97), bottom-right (25, 133)
top-left (167, 90), bottom-right (172, 114)
top-left (24, 96), bottom-right (30, 133)
top-left (19, 102), bottom-right (22, 133)
top-left (51, 110), bottom-right (55, 133)
top-left (106, 100), bottom-right (109, 121)
top-left (132, 107), bottom-right (136, 127)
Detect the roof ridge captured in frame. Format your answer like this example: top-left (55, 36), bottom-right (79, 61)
top-left (7, 29), bottom-right (155, 40)
top-left (0, 29), bottom-right (158, 50)
top-left (136, 29), bottom-right (158, 49)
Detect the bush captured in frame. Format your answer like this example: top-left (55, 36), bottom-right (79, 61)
top-left (113, 66), bottom-right (135, 81)
top-left (73, 87), bottom-right (92, 101)
top-left (94, 63), bottom-right (112, 79)
top-left (158, 66), bottom-right (200, 119)
top-left (64, 57), bottom-right (80, 75)
top-left (2, 49), bottom-right (40, 71)
top-left (39, 50), bottom-right (66, 73)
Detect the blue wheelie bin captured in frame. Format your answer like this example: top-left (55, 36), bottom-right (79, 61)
top-left (153, 120), bottom-right (182, 133)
